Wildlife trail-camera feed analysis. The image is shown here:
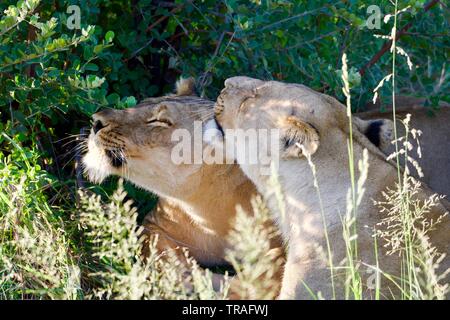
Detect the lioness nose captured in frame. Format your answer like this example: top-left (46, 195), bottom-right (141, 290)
top-left (93, 120), bottom-right (105, 134)
top-left (92, 108), bottom-right (115, 134)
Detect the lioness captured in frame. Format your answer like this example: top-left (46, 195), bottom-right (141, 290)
top-left (82, 78), bottom-right (284, 298)
top-left (212, 76), bottom-right (450, 299)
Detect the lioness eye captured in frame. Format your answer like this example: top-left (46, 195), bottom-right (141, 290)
top-left (146, 118), bottom-right (173, 127)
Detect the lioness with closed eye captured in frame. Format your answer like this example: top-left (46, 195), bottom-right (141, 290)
top-left (211, 76), bottom-right (450, 299)
top-left (82, 78), bottom-right (285, 298)
top-left (82, 77), bottom-right (441, 299)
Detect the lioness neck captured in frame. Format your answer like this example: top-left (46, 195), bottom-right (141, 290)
top-left (167, 163), bottom-right (257, 237)
top-left (245, 128), bottom-right (398, 237)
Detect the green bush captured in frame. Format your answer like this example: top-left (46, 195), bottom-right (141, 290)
top-left (1, 0), bottom-right (448, 182)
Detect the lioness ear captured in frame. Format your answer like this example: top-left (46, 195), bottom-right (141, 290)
top-left (175, 77), bottom-right (196, 96)
top-left (355, 118), bottom-right (394, 149)
top-left (281, 116), bottom-right (320, 159)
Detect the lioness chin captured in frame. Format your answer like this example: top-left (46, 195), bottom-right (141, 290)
top-left (212, 76), bottom-right (450, 299)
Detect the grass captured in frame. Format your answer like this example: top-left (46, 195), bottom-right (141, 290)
top-left (225, 196), bottom-right (283, 300)
top-left (78, 181), bottom-right (228, 300)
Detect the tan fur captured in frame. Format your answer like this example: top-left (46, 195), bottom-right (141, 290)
top-left (357, 105), bottom-right (450, 198)
top-left (175, 77), bottom-right (196, 96)
top-left (214, 76), bottom-right (450, 299)
top-left (82, 80), bottom-right (284, 299)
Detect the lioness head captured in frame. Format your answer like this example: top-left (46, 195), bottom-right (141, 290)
top-left (82, 78), bottom-right (215, 197)
top-left (213, 76), bottom-right (393, 161)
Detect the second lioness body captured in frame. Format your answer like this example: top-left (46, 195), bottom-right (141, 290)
top-left (212, 76), bottom-right (449, 299)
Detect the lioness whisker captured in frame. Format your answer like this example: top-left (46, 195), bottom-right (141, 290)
top-left (54, 133), bottom-right (88, 144)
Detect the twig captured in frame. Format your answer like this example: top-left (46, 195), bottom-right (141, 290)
top-left (0, 16), bottom-right (25, 37)
top-left (285, 29), bottom-right (341, 50)
top-left (0, 39), bottom-right (84, 72)
top-left (9, 100), bottom-right (14, 123)
top-left (146, 5), bottom-right (183, 33)
top-left (336, 27), bottom-right (351, 68)
top-left (359, 0), bottom-right (440, 77)
top-left (124, 38), bottom-right (154, 62)
top-left (186, 0), bottom-right (217, 32)
top-left (257, 5), bottom-right (334, 33)
top-left (402, 32), bottom-right (447, 37)
top-left (198, 31), bottom-right (236, 94)
top-left (212, 31), bottom-right (226, 58)
top-left (157, 1), bottom-right (181, 8)
top-left (47, 132), bottom-right (62, 180)
top-left (286, 54), bottom-right (314, 81)
top-left (35, 135), bottom-right (50, 172)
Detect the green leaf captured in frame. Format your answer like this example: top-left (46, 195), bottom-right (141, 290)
top-left (124, 96), bottom-right (136, 108)
top-left (84, 63), bottom-right (99, 72)
top-left (105, 31), bottom-right (115, 43)
top-left (107, 93), bottom-right (120, 105)
top-left (93, 44), bottom-right (104, 54)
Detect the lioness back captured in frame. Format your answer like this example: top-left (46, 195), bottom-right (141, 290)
top-left (357, 105), bottom-right (450, 198)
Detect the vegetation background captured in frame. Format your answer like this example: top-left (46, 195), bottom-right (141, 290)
top-left (0, 0), bottom-right (448, 299)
